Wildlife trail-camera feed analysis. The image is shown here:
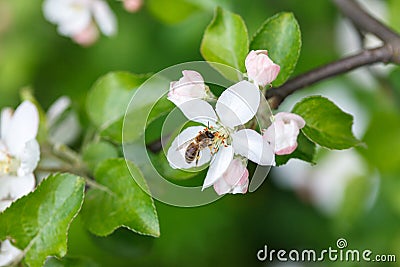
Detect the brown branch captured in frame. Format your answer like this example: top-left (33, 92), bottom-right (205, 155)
top-left (333, 0), bottom-right (399, 43)
top-left (266, 45), bottom-right (395, 108)
top-left (266, 0), bottom-right (400, 109)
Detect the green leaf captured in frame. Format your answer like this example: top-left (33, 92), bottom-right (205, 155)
top-left (292, 96), bottom-right (360, 149)
top-left (101, 94), bottom-right (174, 143)
top-left (89, 228), bottom-right (154, 259)
top-left (147, 0), bottom-right (201, 24)
top-left (82, 141), bottom-right (119, 172)
top-left (0, 174), bottom-right (85, 267)
top-left (250, 12), bottom-right (301, 86)
top-left (275, 132), bottom-right (316, 166)
top-left (44, 256), bottom-right (99, 267)
top-left (389, 0), bottom-right (400, 33)
top-left (86, 72), bottom-right (150, 131)
top-left (80, 159), bottom-right (160, 237)
top-left (201, 7), bottom-right (249, 76)
top-left (334, 175), bottom-right (371, 230)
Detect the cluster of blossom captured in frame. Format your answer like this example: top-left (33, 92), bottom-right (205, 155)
top-left (167, 50), bottom-right (305, 195)
top-left (42, 0), bottom-right (143, 46)
top-left (0, 101), bottom-right (40, 266)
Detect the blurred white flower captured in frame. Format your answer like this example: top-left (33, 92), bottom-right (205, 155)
top-left (263, 112), bottom-right (305, 155)
top-left (0, 240), bottom-right (21, 267)
top-left (245, 50), bottom-right (280, 87)
top-left (47, 96), bottom-right (81, 145)
top-left (0, 101), bottom-right (40, 266)
top-left (167, 80), bottom-right (274, 193)
top-left (274, 149), bottom-right (378, 216)
top-left (43, 0), bottom-right (117, 46)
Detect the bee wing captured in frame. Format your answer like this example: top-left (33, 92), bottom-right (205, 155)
top-left (176, 138), bottom-right (195, 151)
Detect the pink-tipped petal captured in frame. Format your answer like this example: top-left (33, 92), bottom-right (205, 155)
top-left (274, 112), bottom-right (306, 128)
top-left (123, 0), bottom-right (143, 13)
top-left (72, 23), bottom-right (99, 46)
top-left (213, 158), bottom-right (249, 195)
top-left (245, 50), bottom-right (281, 87)
top-left (168, 70), bottom-right (207, 106)
top-left (263, 112), bottom-right (306, 155)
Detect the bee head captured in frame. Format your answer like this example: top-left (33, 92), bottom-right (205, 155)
top-left (205, 130), bottom-right (215, 139)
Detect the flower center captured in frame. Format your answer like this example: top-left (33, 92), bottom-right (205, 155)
top-left (207, 123), bottom-right (232, 153)
top-left (0, 149), bottom-right (19, 176)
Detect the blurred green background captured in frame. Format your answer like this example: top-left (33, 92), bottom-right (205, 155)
top-left (1, 0), bottom-right (400, 266)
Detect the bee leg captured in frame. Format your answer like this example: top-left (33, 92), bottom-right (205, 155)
top-left (195, 150), bottom-right (201, 166)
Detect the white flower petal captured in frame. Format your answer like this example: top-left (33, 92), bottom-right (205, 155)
top-left (0, 108), bottom-right (12, 139)
top-left (0, 174), bottom-right (35, 202)
top-left (176, 99), bottom-right (217, 127)
top-left (43, 0), bottom-right (92, 36)
top-left (43, 0), bottom-right (67, 24)
top-left (202, 145), bottom-right (234, 190)
top-left (4, 101), bottom-right (39, 156)
top-left (49, 112), bottom-right (81, 145)
top-left (232, 129), bottom-right (275, 165)
top-left (274, 120), bottom-right (299, 155)
top-left (92, 0), bottom-right (117, 36)
top-left (216, 81), bottom-right (260, 128)
top-left (167, 126), bottom-right (211, 169)
top-left (58, 9), bottom-right (92, 36)
top-left (17, 140), bottom-right (40, 176)
top-left (0, 240), bottom-right (23, 267)
top-left (47, 96), bottom-right (71, 126)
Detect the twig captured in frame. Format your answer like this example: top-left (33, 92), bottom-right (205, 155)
top-left (333, 0), bottom-right (399, 43)
top-left (266, 45), bottom-right (394, 108)
top-left (266, 0), bottom-right (400, 109)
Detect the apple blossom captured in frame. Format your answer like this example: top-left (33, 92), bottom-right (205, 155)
top-left (263, 112), bottom-right (306, 155)
top-left (123, 0), bottom-right (143, 13)
top-left (47, 96), bottom-right (81, 145)
top-left (0, 101), bottom-right (40, 266)
top-left (168, 70), bottom-right (215, 106)
top-left (245, 50), bottom-right (280, 87)
top-left (43, 0), bottom-right (117, 45)
top-left (167, 80), bottom-right (275, 193)
top-left (213, 158), bottom-right (249, 195)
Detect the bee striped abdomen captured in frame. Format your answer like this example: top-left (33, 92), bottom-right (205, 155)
top-left (185, 143), bottom-right (199, 163)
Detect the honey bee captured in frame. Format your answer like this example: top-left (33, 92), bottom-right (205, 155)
top-left (177, 128), bottom-right (217, 166)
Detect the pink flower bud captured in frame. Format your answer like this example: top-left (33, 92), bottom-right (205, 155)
top-left (123, 0), bottom-right (143, 13)
top-left (168, 70), bottom-right (208, 106)
top-left (72, 23), bottom-right (99, 47)
top-left (213, 158), bottom-right (249, 195)
top-left (263, 112), bottom-right (306, 155)
top-left (245, 50), bottom-right (280, 87)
